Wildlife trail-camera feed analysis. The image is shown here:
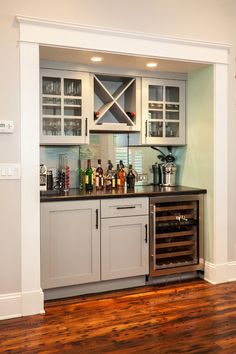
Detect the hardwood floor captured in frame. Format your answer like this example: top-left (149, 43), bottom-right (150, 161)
top-left (1, 279), bottom-right (236, 353)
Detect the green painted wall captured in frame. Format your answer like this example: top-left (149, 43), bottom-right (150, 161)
top-left (176, 65), bottom-right (214, 262)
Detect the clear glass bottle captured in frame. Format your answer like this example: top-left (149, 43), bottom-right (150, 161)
top-left (85, 159), bottom-right (93, 191)
top-left (95, 159), bottom-right (104, 190)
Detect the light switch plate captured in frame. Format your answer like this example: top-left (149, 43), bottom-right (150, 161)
top-left (0, 120), bottom-right (14, 133)
top-left (0, 163), bottom-right (21, 179)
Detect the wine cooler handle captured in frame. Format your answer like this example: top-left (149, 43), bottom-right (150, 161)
top-left (151, 204), bottom-right (156, 259)
top-left (145, 224), bottom-right (148, 243)
top-left (145, 120), bottom-right (147, 137)
top-left (96, 208), bottom-right (99, 229)
top-left (85, 117), bottom-right (88, 136)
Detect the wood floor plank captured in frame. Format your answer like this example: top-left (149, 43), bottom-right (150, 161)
top-left (2, 279), bottom-right (236, 353)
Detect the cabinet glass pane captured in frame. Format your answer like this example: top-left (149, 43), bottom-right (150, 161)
top-left (149, 111), bottom-right (163, 120)
top-left (64, 98), bottom-right (81, 105)
top-left (149, 122), bottom-right (163, 137)
top-left (64, 119), bottom-right (82, 136)
top-left (166, 111), bottom-right (179, 120)
top-left (166, 87), bottom-right (179, 102)
top-left (64, 107), bottom-right (82, 116)
top-left (42, 118), bottom-right (61, 136)
top-left (165, 122), bottom-right (179, 137)
top-left (149, 85), bottom-right (163, 101)
top-left (64, 79), bottom-right (82, 96)
top-left (43, 106), bottom-right (61, 116)
top-left (166, 104), bottom-right (179, 120)
top-left (43, 97), bottom-right (61, 105)
top-left (42, 77), bottom-right (61, 95)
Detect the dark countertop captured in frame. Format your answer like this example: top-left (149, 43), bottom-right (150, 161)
top-left (40, 185), bottom-right (207, 202)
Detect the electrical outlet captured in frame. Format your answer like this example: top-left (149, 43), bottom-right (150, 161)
top-left (138, 173), bottom-right (148, 182)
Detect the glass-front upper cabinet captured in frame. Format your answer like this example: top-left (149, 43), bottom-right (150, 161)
top-left (141, 78), bottom-right (185, 145)
top-left (40, 69), bottom-right (90, 145)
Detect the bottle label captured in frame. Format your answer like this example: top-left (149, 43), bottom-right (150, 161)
top-left (85, 175), bottom-right (89, 184)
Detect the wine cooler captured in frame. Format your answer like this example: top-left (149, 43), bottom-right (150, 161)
top-left (149, 194), bottom-right (204, 277)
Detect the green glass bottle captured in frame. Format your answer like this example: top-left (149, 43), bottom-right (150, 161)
top-left (85, 159), bottom-right (93, 191)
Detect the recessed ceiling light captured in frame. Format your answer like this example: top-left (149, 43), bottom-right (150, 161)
top-left (91, 56), bottom-right (103, 62)
top-left (146, 62), bottom-right (158, 68)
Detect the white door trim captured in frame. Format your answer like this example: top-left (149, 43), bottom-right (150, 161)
top-left (15, 15), bottom-right (229, 317)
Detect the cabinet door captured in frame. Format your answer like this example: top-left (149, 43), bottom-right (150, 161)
top-left (40, 69), bottom-right (90, 145)
top-left (142, 78), bottom-right (185, 145)
top-left (41, 200), bottom-right (100, 289)
top-left (101, 216), bottom-right (149, 280)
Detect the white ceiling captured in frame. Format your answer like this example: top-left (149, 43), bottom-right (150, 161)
top-left (40, 46), bottom-right (207, 74)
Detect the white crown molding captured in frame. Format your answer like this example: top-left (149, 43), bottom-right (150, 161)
top-left (16, 15), bottom-right (231, 50)
top-left (16, 15), bottom-right (230, 64)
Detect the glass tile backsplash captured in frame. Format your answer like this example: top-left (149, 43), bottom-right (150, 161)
top-left (40, 133), bottom-right (181, 188)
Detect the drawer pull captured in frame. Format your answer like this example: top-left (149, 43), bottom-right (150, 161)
top-left (116, 206), bottom-right (136, 210)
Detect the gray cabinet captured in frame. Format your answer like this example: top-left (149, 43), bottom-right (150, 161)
top-left (40, 200), bottom-right (100, 289)
top-left (40, 69), bottom-right (90, 145)
top-left (142, 78), bottom-right (185, 145)
top-left (41, 197), bottom-right (149, 290)
top-left (101, 198), bottom-right (149, 280)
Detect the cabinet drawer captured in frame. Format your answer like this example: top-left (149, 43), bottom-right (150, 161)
top-left (101, 197), bottom-right (148, 218)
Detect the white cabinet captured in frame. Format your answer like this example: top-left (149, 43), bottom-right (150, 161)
top-left (101, 198), bottom-right (149, 280)
top-left (91, 74), bottom-right (141, 132)
top-left (40, 200), bottom-right (100, 289)
top-left (40, 69), bottom-right (91, 145)
top-left (41, 197), bottom-right (149, 290)
top-left (142, 78), bottom-right (185, 145)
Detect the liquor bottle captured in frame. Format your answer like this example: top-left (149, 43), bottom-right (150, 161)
top-left (84, 159), bottom-right (93, 191)
top-left (105, 160), bottom-right (113, 190)
top-left (95, 159), bottom-right (104, 190)
top-left (115, 164), bottom-right (121, 189)
top-left (119, 160), bottom-right (126, 188)
top-left (126, 164), bottom-right (136, 189)
top-left (76, 159), bottom-right (85, 190)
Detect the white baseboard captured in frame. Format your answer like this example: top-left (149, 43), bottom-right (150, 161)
top-left (227, 261), bottom-right (236, 282)
top-left (2, 262), bottom-right (236, 320)
top-left (21, 289), bottom-right (45, 316)
top-left (204, 261), bottom-right (236, 284)
top-left (0, 292), bottom-right (22, 320)
top-left (0, 289), bottom-right (45, 320)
